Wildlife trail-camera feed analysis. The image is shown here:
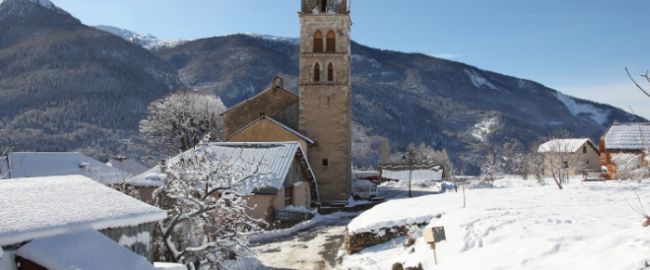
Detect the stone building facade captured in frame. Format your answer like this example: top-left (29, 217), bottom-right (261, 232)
top-left (298, 0), bottom-right (352, 201)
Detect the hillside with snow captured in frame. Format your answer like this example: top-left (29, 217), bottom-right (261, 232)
top-left (342, 178), bottom-right (650, 270)
top-left (94, 25), bottom-right (185, 50)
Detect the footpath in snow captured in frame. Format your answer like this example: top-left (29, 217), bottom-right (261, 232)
top-left (342, 178), bottom-right (650, 270)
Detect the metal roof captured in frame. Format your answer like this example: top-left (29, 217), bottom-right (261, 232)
top-left (604, 123), bottom-right (650, 150)
top-left (1, 152), bottom-right (127, 185)
top-left (129, 142), bottom-right (316, 196)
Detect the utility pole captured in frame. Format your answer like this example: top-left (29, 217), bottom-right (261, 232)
top-left (403, 144), bottom-right (416, 198)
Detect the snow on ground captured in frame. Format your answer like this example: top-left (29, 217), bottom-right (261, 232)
top-left (556, 92), bottom-right (609, 125)
top-left (348, 195), bottom-right (441, 235)
top-left (343, 177), bottom-right (650, 270)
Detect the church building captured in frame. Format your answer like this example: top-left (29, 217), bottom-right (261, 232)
top-left (223, 0), bottom-right (352, 202)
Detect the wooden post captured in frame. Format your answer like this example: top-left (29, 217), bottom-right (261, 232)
top-left (432, 242), bottom-right (438, 265)
top-left (462, 183), bottom-right (466, 208)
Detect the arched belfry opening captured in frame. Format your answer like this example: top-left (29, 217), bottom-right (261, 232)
top-left (313, 31), bottom-right (323, 53)
top-left (320, 0), bottom-right (327, 12)
top-left (327, 63), bottom-right (334, 81)
top-left (326, 31), bottom-right (336, 53)
top-left (314, 63), bottom-right (321, 82)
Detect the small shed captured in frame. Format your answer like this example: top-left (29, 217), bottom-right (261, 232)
top-left (380, 165), bottom-right (444, 185)
top-left (0, 175), bottom-right (167, 269)
top-left (129, 142), bottom-right (319, 223)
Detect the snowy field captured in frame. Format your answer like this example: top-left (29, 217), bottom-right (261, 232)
top-left (342, 177), bottom-right (650, 270)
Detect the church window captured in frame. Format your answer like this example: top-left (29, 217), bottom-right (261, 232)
top-left (314, 63), bottom-right (321, 82)
top-left (313, 31), bottom-right (323, 53)
top-left (327, 63), bottom-right (334, 81)
top-left (322, 159), bottom-right (329, 167)
top-left (326, 31), bottom-right (336, 52)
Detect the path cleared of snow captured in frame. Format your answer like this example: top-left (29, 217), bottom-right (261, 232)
top-left (253, 213), bottom-right (356, 270)
top-left (342, 178), bottom-right (650, 270)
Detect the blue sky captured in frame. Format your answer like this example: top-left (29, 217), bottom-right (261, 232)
top-left (53, 0), bottom-right (650, 119)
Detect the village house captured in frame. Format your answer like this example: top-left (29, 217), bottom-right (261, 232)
top-left (0, 175), bottom-right (167, 270)
top-left (0, 152), bottom-right (131, 185)
top-left (600, 122), bottom-right (650, 179)
top-left (379, 164), bottom-right (445, 185)
top-left (129, 142), bottom-right (319, 224)
top-left (537, 138), bottom-right (601, 176)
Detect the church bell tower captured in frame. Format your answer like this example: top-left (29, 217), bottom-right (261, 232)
top-left (299, 0), bottom-right (352, 202)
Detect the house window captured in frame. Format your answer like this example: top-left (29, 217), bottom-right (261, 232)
top-left (327, 63), bottom-right (334, 81)
top-left (284, 186), bottom-right (293, 206)
top-left (322, 159), bottom-right (329, 167)
top-left (326, 31), bottom-right (336, 52)
top-left (583, 146), bottom-right (587, 154)
top-left (314, 63), bottom-right (321, 82)
top-left (313, 31), bottom-right (323, 53)
top-left (562, 161), bottom-right (569, 169)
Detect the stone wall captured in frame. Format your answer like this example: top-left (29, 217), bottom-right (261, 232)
top-left (344, 223), bottom-right (427, 255)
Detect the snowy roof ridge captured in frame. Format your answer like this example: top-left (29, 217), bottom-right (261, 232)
top-left (0, 175), bottom-right (166, 246)
top-left (537, 138), bottom-right (594, 153)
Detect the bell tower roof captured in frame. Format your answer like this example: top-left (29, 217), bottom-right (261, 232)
top-left (301, 0), bottom-right (349, 15)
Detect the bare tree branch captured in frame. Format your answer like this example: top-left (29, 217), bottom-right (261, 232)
top-left (625, 67), bottom-right (650, 98)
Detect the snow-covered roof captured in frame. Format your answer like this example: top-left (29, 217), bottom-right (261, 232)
top-left (1, 152), bottom-right (127, 185)
top-left (381, 167), bottom-right (443, 182)
top-left (129, 142), bottom-right (316, 195)
top-left (16, 230), bottom-right (155, 270)
top-left (537, 138), bottom-right (594, 153)
top-left (226, 115), bottom-right (315, 144)
top-left (0, 175), bottom-right (166, 246)
top-left (106, 158), bottom-right (149, 176)
top-left (603, 123), bottom-right (650, 150)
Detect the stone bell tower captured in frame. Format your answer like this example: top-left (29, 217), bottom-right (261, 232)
top-left (299, 0), bottom-right (352, 202)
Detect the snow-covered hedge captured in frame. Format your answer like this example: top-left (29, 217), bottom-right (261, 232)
top-left (347, 196), bottom-right (441, 235)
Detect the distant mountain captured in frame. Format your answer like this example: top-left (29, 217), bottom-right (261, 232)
top-left (94, 25), bottom-right (185, 50)
top-left (157, 34), bottom-right (644, 172)
top-left (0, 0), bottom-right (182, 159)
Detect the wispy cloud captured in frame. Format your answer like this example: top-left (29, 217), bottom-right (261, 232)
top-left (500, 13), bottom-right (622, 20)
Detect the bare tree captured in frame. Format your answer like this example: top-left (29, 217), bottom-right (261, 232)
top-left (625, 67), bottom-right (650, 99)
top-left (538, 138), bottom-right (587, 190)
top-left (628, 191), bottom-right (650, 227)
top-left (153, 143), bottom-right (266, 270)
top-left (480, 153), bottom-right (500, 188)
top-left (140, 91), bottom-right (226, 158)
top-left (0, 146), bottom-right (11, 179)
